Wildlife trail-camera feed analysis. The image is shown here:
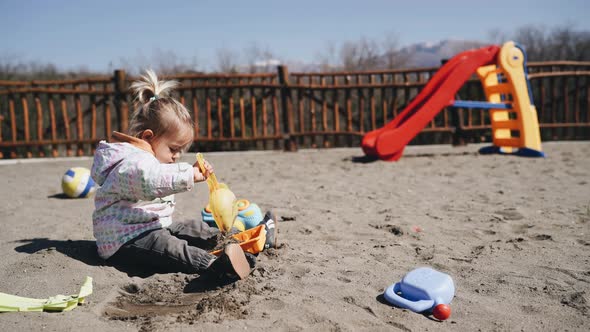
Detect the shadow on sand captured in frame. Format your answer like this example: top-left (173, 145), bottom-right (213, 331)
top-left (375, 293), bottom-right (445, 323)
top-left (13, 238), bottom-right (157, 278)
top-left (351, 155), bottom-right (380, 164)
top-left (351, 150), bottom-right (480, 164)
top-left (12, 238), bottom-right (239, 292)
top-left (47, 193), bottom-right (72, 199)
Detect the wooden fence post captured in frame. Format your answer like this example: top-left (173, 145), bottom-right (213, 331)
top-left (277, 65), bottom-right (297, 151)
top-left (0, 114), bottom-right (4, 158)
top-left (114, 70), bottom-right (129, 134)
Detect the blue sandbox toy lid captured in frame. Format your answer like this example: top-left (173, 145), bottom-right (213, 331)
top-left (383, 267), bottom-right (455, 313)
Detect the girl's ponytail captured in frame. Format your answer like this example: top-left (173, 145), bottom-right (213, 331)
top-left (126, 70), bottom-right (194, 142)
top-left (130, 69), bottom-right (179, 106)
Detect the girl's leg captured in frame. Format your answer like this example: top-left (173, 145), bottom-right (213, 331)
top-left (170, 220), bottom-right (259, 270)
top-left (167, 220), bottom-right (221, 250)
top-left (109, 228), bottom-right (216, 274)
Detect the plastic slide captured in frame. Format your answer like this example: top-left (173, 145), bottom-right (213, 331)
top-left (361, 48), bottom-right (480, 157)
top-left (361, 45), bottom-right (500, 161)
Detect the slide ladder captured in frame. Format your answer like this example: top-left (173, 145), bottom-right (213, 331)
top-left (475, 42), bottom-right (544, 157)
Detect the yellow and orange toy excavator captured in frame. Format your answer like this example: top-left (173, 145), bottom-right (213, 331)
top-left (195, 153), bottom-right (267, 256)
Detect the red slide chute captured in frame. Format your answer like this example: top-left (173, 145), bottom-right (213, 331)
top-left (361, 45), bottom-right (500, 161)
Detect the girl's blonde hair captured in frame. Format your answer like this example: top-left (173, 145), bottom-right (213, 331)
top-left (128, 70), bottom-right (194, 148)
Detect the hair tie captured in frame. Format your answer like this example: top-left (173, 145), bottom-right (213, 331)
top-left (149, 94), bottom-right (159, 102)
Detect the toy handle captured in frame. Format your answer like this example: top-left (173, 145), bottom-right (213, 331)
top-left (196, 153), bottom-right (218, 190)
top-left (383, 283), bottom-right (434, 313)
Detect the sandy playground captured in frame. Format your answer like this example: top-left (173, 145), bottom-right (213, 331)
top-left (0, 141), bottom-right (589, 331)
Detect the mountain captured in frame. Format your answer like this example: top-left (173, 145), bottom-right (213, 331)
top-left (245, 39), bottom-right (489, 72)
top-left (397, 39), bottom-right (488, 68)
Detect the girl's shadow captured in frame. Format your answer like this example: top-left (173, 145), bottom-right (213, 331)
top-left (13, 238), bottom-right (157, 278)
top-left (14, 238), bottom-right (242, 291)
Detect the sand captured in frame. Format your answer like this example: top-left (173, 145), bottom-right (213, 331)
top-left (0, 141), bottom-right (589, 331)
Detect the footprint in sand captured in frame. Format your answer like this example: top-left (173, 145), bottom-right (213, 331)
top-left (122, 283), bottom-right (140, 294)
top-left (507, 237), bottom-right (526, 243)
top-left (369, 224), bottom-right (404, 236)
top-left (299, 228), bottom-right (312, 235)
top-left (561, 291), bottom-right (589, 316)
top-left (521, 304), bottom-right (541, 314)
top-left (337, 276), bottom-right (352, 283)
top-left (260, 297), bottom-right (286, 311)
top-left (511, 223), bottom-right (534, 234)
top-left (471, 245), bottom-right (486, 257)
top-left (414, 245), bottom-right (435, 261)
top-left (343, 296), bottom-right (377, 317)
top-left (290, 265), bottom-right (311, 279)
top-left (494, 208), bottom-right (524, 220)
top-left (531, 234), bottom-right (553, 241)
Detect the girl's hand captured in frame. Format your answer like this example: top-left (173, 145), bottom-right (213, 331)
top-left (193, 159), bottom-right (214, 182)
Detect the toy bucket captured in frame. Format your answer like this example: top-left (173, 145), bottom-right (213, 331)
top-left (210, 224), bottom-right (267, 256)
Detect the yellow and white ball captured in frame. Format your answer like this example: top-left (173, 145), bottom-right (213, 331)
top-left (61, 167), bottom-right (96, 198)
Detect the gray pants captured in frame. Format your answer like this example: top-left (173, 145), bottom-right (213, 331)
top-left (108, 220), bottom-right (220, 274)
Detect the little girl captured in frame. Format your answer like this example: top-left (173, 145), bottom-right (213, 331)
top-left (91, 70), bottom-right (251, 280)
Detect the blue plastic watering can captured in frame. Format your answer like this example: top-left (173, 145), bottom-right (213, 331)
top-left (383, 267), bottom-right (455, 319)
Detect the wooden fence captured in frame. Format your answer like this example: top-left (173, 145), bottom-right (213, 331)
top-left (1, 61), bottom-right (589, 159)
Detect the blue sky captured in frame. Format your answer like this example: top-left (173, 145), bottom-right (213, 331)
top-left (1, 0), bottom-right (587, 72)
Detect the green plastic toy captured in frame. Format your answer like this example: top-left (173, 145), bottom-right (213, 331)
top-left (0, 276), bottom-right (92, 312)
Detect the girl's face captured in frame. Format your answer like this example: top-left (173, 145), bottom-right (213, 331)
top-left (145, 127), bottom-right (193, 164)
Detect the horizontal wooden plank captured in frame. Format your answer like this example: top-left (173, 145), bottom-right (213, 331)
top-left (0, 88), bottom-right (113, 95)
top-left (529, 71), bottom-right (590, 79)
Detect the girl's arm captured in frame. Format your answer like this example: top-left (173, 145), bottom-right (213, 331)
top-left (116, 154), bottom-right (195, 201)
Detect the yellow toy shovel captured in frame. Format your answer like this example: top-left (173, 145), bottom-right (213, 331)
top-left (0, 276), bottom-right (92, 312)
top-left (196, 153), bottom-right (238, 234)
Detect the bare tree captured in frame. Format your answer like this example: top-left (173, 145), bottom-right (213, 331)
top-left (152, 48), bottom-right (199, 75)
top-left (547, 24), bottom-right (590, 60)
top-left (381, 32), bottom-right (410, 69)
top-left (513, 25), bottom-right (549, 61)
top-left (315, 32), bottom-right (407, 72)
top-left (339, 40), bottom-right (360, 71)
top-left (243, 42), bottom-right (277, 73)
top-left (339, 36), bottom-right (381, 71)
top-left (571, 31), bottom-right (590, 60)
top-left (117, 51), bottom-right (149, 75)
top-left (215, 48), bottom-right (239, 73)
top-left (486, 28), bottom-right (508, 45)
top-left (315, 41), bottom-right (338, 72)
top-left (117, 49), bottom-right (199, 75)
top-left (0, 53), bottom-right (92, 81)
top-left (0, 54), bottom-right (26, 80)
top-left (509, 24), bottom-right (590, 61)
